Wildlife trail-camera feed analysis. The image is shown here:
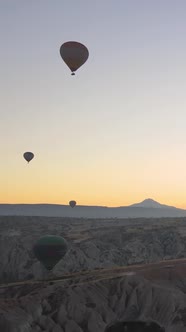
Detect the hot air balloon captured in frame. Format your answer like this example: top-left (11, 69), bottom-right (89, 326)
top-left (69, 200), bottom-right (76, 208)
top-left (60, 41), bottom-right (89, 75)
top-left (23, 152), bottom-right (34, 163)
top-left (104, 320), bottom-right (165, 332)
top-left (33, 235), bottom-right (68, 271)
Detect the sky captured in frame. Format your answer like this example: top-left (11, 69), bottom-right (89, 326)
top-left (1, 0), bottom-right (186, 207)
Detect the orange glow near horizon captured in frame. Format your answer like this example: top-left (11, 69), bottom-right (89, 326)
top-left (1, 152), bottom-right (186, 208)
top-left (1, 194), bottom-right (186, 209)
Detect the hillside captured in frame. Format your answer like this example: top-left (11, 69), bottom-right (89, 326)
top-left (0, 199), bottom-right (186, 218)
top-left (1, 216), bottom-right (186, 331)
top-left (1, 266), bottom-right (186, 331)
top-left (1, 215), bottom-right (186, 283)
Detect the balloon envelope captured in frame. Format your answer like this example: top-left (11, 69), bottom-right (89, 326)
top-left (23, 152), bottom-right (34, 163)
top-left (104, 320), bottom-right (165, 332)
top-left (69, 200), bottom-right (76, 208)
top-left (60, 41), bottom-right (89, 74)
top-left (33, 235), bottom-right (68, 271)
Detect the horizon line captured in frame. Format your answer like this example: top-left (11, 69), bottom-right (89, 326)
top-left (0, 199), bottom-right (185, 210)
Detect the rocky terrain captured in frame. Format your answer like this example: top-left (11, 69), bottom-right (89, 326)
top-left (1, 267), bottom-right (186, 331)
top-left (1, 216), bottom-right (186, 283)
top-left (1, 216), bottom-right (186, 331)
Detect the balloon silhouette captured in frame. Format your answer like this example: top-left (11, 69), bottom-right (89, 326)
top-left (33, 235), bottom-right (68, 271)
top-left (23, 152), bottom-right (34, 163)
top-left (60, 41), bottom-right (89, 75)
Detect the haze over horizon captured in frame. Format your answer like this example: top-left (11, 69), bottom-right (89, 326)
top-left (1, 1), bottom-right (186, 208)
top-left (0, 198), bottom-right (184, 211)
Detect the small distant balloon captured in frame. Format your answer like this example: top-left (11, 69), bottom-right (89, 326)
top-left (33, 235), bottom-right (68, 271)
top-left (69, 200), bottom-right (76, 208)
top-left (60, 41), bottom-right (89, 75)
top-left (23, 152), bottom-right (34, 163)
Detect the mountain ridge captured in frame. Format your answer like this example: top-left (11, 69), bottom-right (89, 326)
top-left (0, 198), bottom-right (185, 218)
top-left (0, 198), bottom-right (180, 209)
top-left (129, 198), bottom-right (176, 209)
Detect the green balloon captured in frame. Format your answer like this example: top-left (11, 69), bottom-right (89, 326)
top-left (33, 235), bottom-right (68, 271)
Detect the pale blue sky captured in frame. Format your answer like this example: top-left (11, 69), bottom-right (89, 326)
top-left (1, 0), bottom-right (186, 206)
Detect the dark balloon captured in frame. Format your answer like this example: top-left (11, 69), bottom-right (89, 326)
top-left (33, 235), bottom-right (68, 271)
top-left (104, 321), bottom-right (165, 332)
top-left (23, 152), bottom-right (34, 163)
top-left (69, 200), bottom-right (76, 208)
top-left (60, 41), bottom-right (89, 75)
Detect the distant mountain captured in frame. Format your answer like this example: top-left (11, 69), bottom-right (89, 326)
top-left (129, 198), bottom-right (176, 209)
top-left (0, 199), bottom-right (186, 218)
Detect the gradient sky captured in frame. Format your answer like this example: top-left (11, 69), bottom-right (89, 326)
top-left (1, 0), bottom-right (186, 207)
